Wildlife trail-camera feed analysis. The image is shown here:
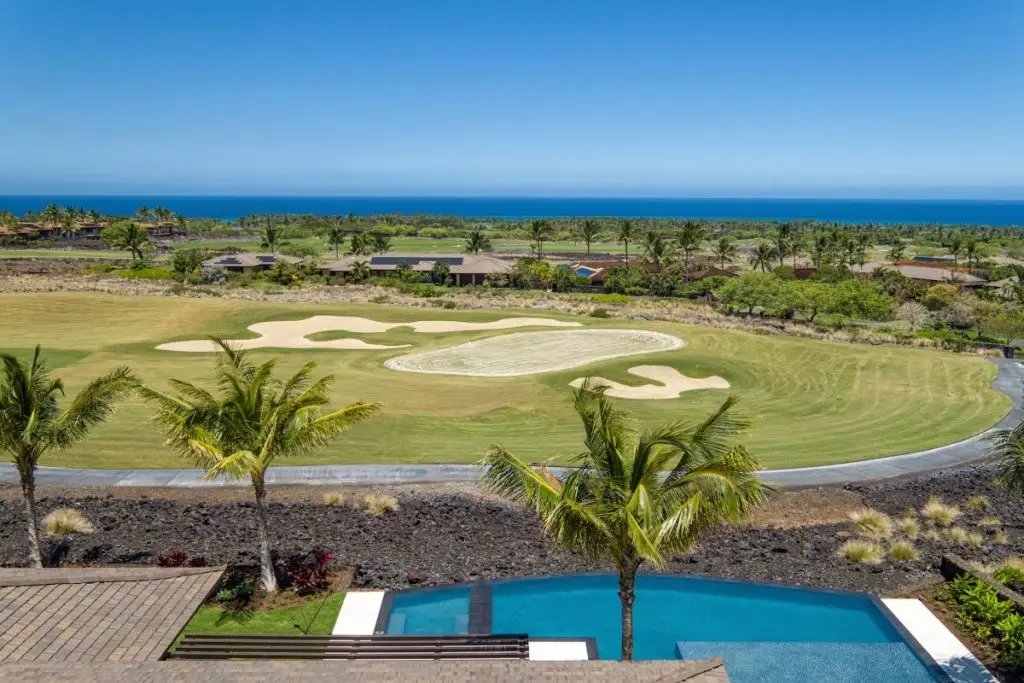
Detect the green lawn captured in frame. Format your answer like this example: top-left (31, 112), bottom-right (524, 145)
top-left (178, 593), bottom-right (344, 638)
top-left (0, 248), bottom-right (131, 259)
top-left (0, 292), bottom-right (1010, 469)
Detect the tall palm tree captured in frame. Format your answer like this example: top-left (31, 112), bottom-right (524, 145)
top-left (528, 220), bottom-right (553, 257)
top-left (350, 260), bottom-right (372, 282)
top-left (986, 415), bottom-right (1024, 498)
top-left (104, 221), bottom-right (149, 261)
top-left (640, 230), bottom-right (676, 272)
top-left (748, 242), bottom-right (775, 273)
top-left (0, 347), bottom-right (137, 567)
top-left (577, 219), bottom-right (603, 255)
top-left (39, 203), bottom-right (62, 230)
top-left (676, 221), bottom-right (707, 275)
top-left (888, 238), bottom-right (906, 264)
top-left (143, 341), bottom-right (380, 592)
top-left (771, 232), bottom-right (791, 267)
top-left (136, 206), bottom-right (151, 224)
top-left (789, 234), bottom-right (806, 267)
top-left (712, 237), bottom-right (738, 269)
top-left (948, 233), bottom-right (964, 269)
top-left (325, 226), bottom-right (346, 259)
top-left (810, 233), bottom-right (833, 268)
top-left (261, 222), bottom-right (280, 254)
top-left (617, 219), bottom-right (637, 263)
top-left (58, 208), bottom-right (78, 241)
top-left (964, 236), bottom-right (980, 270)
top-left (370, 231), bottom-right (393, 255)
top-left (480, 382), bottom-right (765, 661)
top-left (465, 230), bottom-right (492, 255)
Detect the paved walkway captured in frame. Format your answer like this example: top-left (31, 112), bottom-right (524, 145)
top-left (1, 358), bottom-right (1020, 489)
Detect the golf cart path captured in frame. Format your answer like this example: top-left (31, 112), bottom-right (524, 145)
top-left (2, 358), bottom-right (1021, 489)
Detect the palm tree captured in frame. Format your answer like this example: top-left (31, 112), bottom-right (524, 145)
top-left (39, 203), bottom-right (62, 230)
top-left (104, 221), bottom-right (149, 261)
top-left (261, 222), bottom-right (280, 254)
top-left (370, 232), bottom-right (393, 255)
top-left (480, 382), bottom-right (765, 661)
top-left (810, 233), bottom-right (833, 268)
top-left (528, 220), bottom-right (553, 257)
top-left (964, 236), bottom-right (980, 270)
top-left (325, 226), bottom-right (346, 259)
top-left (888, 238), bottom-right (906, 263)
top-left (577, 219), bottom-right (603, 255)
top-left (676, 221), bottom-right (707, 275)
top-left (465, 230), bottom-right (492, 255)
top-left (58, 208), bottom-right (78, 241)
top-left (986, 416), bottom-right (1024, 499)
top-left (748, 242), bottom-right (775, 273)
top-left (617, 219), bottom-right (637, 263)
top-left (771, 232), bottom-right (791, 267)
top-left (948, 233), bottom-right (964, 269)
top-left (789, 234), bottom-right (806, 267)
top-left (640, 230), bottom-right (675, 272)
top-left (153, 206), bottom-right (171, 224)
top-left (143, 341), bottom-right (380, 592)
top-left (87, 209), bottom-right (102, 225)
top-left (136, 206), bottom-right (151, 224)
top-left (0, 347), bottom-right (137, 567)
top-left (350, 260), bottom-right (372, 282)
top-left (712, 236), bottom-right (738, 269)
top-left (174, 215), bottom-right (188, 234)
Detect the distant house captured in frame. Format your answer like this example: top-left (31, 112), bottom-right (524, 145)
top-left (203, 253), bottom-right (302, 273)
top-left (854, 262), bottom-right (987, 288)
top-left (321, 254), bottom-right (512, 286)
top-left (565, 262), bottom-right (608, 284)
top-left (686, 267), bottom-right (737, 280)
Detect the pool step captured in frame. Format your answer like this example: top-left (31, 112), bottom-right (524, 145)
top-left (675, 641), bottom-right (940, 683)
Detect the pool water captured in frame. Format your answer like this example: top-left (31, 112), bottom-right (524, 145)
top-left (385, 574), bottom-right (943, 682)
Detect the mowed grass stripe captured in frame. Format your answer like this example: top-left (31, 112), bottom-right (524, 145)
top-left (0, 292), bottom-right (1010, 469)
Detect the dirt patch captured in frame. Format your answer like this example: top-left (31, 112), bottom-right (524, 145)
top-left (747, 488), bottom-right (864, 528)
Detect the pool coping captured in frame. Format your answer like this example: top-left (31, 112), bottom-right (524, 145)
top-left (372, 571), bottom-right (953, 680)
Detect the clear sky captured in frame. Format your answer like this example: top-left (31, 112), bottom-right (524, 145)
top-left (1, 1), bottom-right (1022, 197)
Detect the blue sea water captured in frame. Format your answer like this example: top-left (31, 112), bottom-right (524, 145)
top-left (384, 574), bottom-right (942, 681)
top-left (2, 195), bottom-right (1024, 225)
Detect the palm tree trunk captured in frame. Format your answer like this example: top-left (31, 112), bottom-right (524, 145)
top-left (253, 479), bottom-right (278, 593)
top-left (618, 566), bottom-right (638, 661)
top-left (20, 468), bottom-right (43, 568)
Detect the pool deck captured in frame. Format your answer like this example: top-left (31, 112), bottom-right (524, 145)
top-left (0, 358), bottom-right (1019, 490)
top-left (882, 599), bottom-right (997, 683)
top-left (333, 591), bottom-right (386, 636)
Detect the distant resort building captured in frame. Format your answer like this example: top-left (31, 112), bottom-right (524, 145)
top-left (853, 262), bottom-right (987, 288)
top-left (203, 252), bottom-right (302, 273)
top-left (320, 254), bottom-right (512, 286)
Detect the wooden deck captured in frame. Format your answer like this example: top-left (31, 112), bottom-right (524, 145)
top-left (0, 566), bottom-right (223, 664)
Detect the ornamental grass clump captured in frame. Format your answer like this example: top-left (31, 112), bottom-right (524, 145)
top-left (995, 531), bottom-right (1011, 545)
top-left (944, 526), bottom-right (970, 545)
top-left (922, 497), bottom-right (960, 527)
top-left (898, 516), bottom-right (920, 540)
top-left (889, 540), bottom-right (919, 562)
top-left (323, 492), bottom-right (345, 506)
top-left (967, 532), bottom-right (986, 549)
top-left (42, 508), bottom-right (94, 536)
top-left (848, 508), bottom-right (893, 538)
top-left (839, 540), bottom-right (884, 564)
top-left (966, 495), bottom-right (991, 511)
top-left (363, 493), bottom-right (400, 516)
top-left (978, 517), bottom-right (1002, 527)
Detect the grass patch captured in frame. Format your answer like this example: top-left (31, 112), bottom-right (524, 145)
top-left (42, 508), bottom-right (94, 536)
top-left (323, 492), bottom-right (345, 506)
top-left (898, 516), bottom-right (920, 540)
top-left (839, 540), bottom-right (884, 564)
top-left (922, 497), bottom-right (960, 527)
top-left (889, 540), bottom-right (919, 561)
top-left (943, 526), bottom-right (970, 545)
top-left (178, 592), bottom-right (344, 639)
top-left (114, 267), bottom-right (174, 280)
top-left (363, 493), bottom-right (400, 516)
top-left (966, 495), bottom-right (991, 511)
top-left (848, 508), bottom-right (892, 538)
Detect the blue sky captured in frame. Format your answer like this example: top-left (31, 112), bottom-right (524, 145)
top-left (1, 1), bottom-right (1022, 197)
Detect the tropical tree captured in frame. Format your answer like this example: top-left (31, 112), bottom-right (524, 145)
top-left (577, 219), bottom-right (603, 255)
top-left (153, 206), bottom-right (171, 224)
top-left (261, 222), bottom-right (281, 254)
top-left (101, 221), bottom-right (149, 261)
top-left (748, 242), bottom-right (775, 273)
top-left (948, 233), bottom-right (964, 269)
top-left (810, 233), bottom-right (834, 268)
top-left (86, 209), bottom-right (102, 224)
top-left (370, 231), bottom-right (393, 255)
top-left (676, 221), bottom-right (707, 274)
top-left (143, 341), bottom-right (380, 592)
top-left (136, 206), bottom-right (151, 224)
top-left (771, 232), bottom-right (791, 267)
top-left (640, 230), bottom-right (675, 272)
top-left (480, 382), bottom-right (765, 661)
top-left (350, 260), bottom-right (372, 282)
top-left (712, 236), bottom-right (738, 269)
top-left (889, 238), bottom-right (906, 264)
top-left (39, 203), bottom-right (62, 230)
top-left (0, 347), bottom-right (137, 567)
top-left (465, 230), bottom-right (493, 255)
top-left (58, 208), bottom-right (78, 241)
top-left (617, 219), bottom-right (638, 263)
top-left (325, 226), bottom-right (346, 259)
top-left (789, 234), bottom-right (806, 267)
top-left (174, 215), bottom-right (188, 234)
top-left (528, 220), bottom-right (553, 257)
top-left (964, 236), bottom-right (980, 270)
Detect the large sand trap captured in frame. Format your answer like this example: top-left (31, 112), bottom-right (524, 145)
top-left (384, 329), bottom-right (683, 377)
top-left (570, 365), bottom-right (729, 399)
top-left (156, 315), bottom-right (581, 352)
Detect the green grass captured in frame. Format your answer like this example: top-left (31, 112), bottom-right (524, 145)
top-left (177, 593), bottom-right (344, 639)
top-left (0, 248), bottom-right (131, 259)
top-left (0, 292), bottom-right (1010, 470)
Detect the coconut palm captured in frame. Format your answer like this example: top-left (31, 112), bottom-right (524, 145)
top-left (174, 215), bottom-right (188, 234)
top-left (964, 236), bottom-right (980, 270)
top-left (771, 232), bottom-right (791, 267)
top-left (143, 341), bottom-right (380, 592)
top-left (676, 221), bottom-right (707, 275)
top-left (948, 233), bottom-right (965, 269)
top-left (617, 219), bottom-right (638, 263)
top-left (987, 417), bottom-right (1024, 496)
top-left (888, 238), bottom-right (906, 263)
top-left (350, 260), bottom-right (372, 282)
top-left (0, 347), bottom-right (137, 567)
top-left (136, 206), bottom-right (151, 224)
top-left (261, 222), bottom-right (280, 253)
top-left (712, 236), bottom-right (738, 269)
top-left (640, 230), bottom-right (676, 272)
top-left (39, 203), bottom-right (62, 230)
top-left (480, 382), bottom-right (765, 661)
top-left (87, 209), bottom-right (102, 225)
top-left (58, 208), bottom-right (78, 241)
top-left (528, 220), bottom-right (553, 257)
top-left (789, 234), bottom-right (806, 267)
top-left (577, 219), bottom-right (603, 255)
top-left (465, 230), bottom-right (492, 255)
top-left (325, 226), bottom-right (346, 259)
top-left (370, 231), bottom-right (393, 255)
top-left (103, 221), bottom-right (149, 261)
top-left (748, 242), bottom-right (775, 273)
top-left (810, 233), bottom-right (833, 268)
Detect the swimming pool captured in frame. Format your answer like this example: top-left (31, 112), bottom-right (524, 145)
top-left (381, 573), bottom-right (947, 682)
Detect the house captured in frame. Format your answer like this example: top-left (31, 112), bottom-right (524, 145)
top-left (854, 262), bottom-right (987, 288)
top-left (320, 253), bottom-right (511, 286)
top-left (686, 267), bottom-right (737, 280)
top-left (203, 252), bottom-right (302, 273)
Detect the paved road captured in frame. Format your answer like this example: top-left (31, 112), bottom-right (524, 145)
top-left (1, 358), bottom-right (1021, 489)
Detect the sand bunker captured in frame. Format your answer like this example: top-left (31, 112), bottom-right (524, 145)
top-left (156, 315), bottom-right (581, 352)
top-left (570, 365), bottom-right (729, 399)
top-left (384, 329), bottom-right (683, 377)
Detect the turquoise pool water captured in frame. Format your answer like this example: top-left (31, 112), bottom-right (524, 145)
top-left (385, 574), bottom-right (943, 682)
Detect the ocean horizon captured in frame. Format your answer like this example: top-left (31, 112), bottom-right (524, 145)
top-left (2, 195), bottom-right (1024, 226)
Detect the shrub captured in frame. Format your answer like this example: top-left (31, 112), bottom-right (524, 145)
top-left (42, 508), bottom-right (94, 536)
top-left (978, 517), bottom-right (1002, 527)
top-left (363, 493), bottom-right (400, 516)
top-left (922, 497), bottom-right (960, 527)
top-left (323, 492), bottom-right (345, 506)
top-left (156, 549), bottom-right (189, 567)
top-left (967, 495), bottom-right (991, 511)
top-left (115, 267), bottom-right (174, 280)
top-left (923, 529), bottom-right (941, 542)
top-left (839, 540), bottom-right (884, 564)
top-left (995, 566), bottom-right (1024, 593)
top-left (967, 532), bottom-right (986, 549)
top-left (944, 526), bottom-right (970, 545)
top-left (592, 293), bottom-right (629, 304)
top-left (889, 540), bottom-right (919, 561)
top-left (589, 308), bottom-right (612, 319)
top-left (848, 508), bottom-right (892, 538)
top-left (898, 516), bottom-right (920, 540)
top-left (283, 549), bottom-right (333, 594)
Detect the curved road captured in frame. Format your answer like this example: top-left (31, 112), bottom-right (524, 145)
top-left (2, 358), bottom-right (1021, 489)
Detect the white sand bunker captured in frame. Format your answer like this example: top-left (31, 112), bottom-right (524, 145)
top-left (570, 365), bottom-right (729, 400)
top-left (156, 315), bottom-right (581, 352)
top-left (385, 329), bottom-right (683, 377)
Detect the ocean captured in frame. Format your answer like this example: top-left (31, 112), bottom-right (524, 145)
top-left (2, 196), bottom-right (1024, 226)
